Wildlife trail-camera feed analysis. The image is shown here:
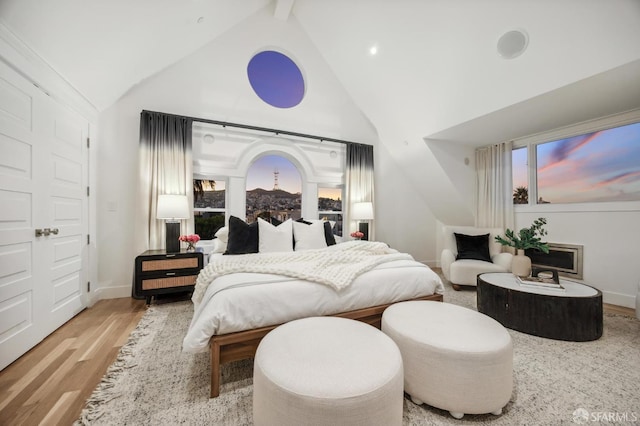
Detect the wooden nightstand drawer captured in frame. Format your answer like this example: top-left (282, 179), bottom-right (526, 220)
top-left (134, 250), bottom-right (204, 304)
top-left (141, 274), bottom-right (199, 290)
top-left (141, 257), bottom-right (200, 272)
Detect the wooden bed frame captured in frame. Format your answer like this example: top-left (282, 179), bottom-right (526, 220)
top-left (208, 293), bottom-right (443, 397)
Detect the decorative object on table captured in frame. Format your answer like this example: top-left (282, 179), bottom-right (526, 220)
top-left (351, 201), bottom-right (374, 241)
top-left (350, 231), bottom-right (364, 240)
top-left (515, 269), bottom-right (564, 291)
top-left (495, 218), bottom-right (549, 277)
top-left (179, 234), bottom-right (200, 251)
top-left (157, 194), bottom-right (190, 253)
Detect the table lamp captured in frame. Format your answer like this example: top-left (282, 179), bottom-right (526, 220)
top-left (352, 202), bottom-right (374, 241)
top-left (157, 194), bottom-right (189, 253)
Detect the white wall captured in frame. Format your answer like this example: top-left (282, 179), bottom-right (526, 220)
top-left (95, 7), bottom-right (380, 297)
top-left (515, 208), bottom-right (640, 308)
top-left (375, 142), bottom-right (440, 265)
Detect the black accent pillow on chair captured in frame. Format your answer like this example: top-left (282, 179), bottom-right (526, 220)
top-left (454, 233), bottom-right (492, 262)
top-left (224, 216), bottom-right (259, 254)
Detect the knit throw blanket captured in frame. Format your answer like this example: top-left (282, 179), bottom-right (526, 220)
top-left (191, 241), bottom-right (413, 306)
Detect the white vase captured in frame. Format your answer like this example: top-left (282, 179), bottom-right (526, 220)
top-left (512, 249), bottom-right (532, 278)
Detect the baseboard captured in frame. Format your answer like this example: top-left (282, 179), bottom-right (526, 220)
top-left (94, 283), bottom-right (132, 300)
top-left (601, 290), bottom-right (635, 309)
top-left (418, 260), bottom-right (438, 268)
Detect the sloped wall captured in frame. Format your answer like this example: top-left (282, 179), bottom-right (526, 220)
top-left (95, 6), bottom-right (382, 296)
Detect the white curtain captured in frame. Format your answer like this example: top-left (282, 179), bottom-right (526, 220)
top-left (345, 144), bottom-right (375, 240)
top-left (475, 141), bottom-right (514, 231)
top-left (138, 111), bottom-right (193, 251)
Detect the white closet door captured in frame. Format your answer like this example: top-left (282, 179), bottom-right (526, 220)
top-left (0, 60), bottom-right (88, 370)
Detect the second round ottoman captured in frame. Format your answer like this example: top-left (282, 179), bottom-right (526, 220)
top-left (382, 301), bottom-right (513, 419)
top-left (253, 316), bottom-right (404, 426)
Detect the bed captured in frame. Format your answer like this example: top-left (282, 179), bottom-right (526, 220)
top-left (184, 224), bottom-right (444, 397)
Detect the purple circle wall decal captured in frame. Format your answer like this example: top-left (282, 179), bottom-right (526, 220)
top-left (247, 50), bottom-right (305, 108)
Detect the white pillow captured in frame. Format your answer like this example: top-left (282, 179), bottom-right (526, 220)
top-left (214, 226), bottom-right (229, 243)
top-left (212, 238), bottom-right (227, 254)
top-left (293, 220), bottom-right (327, 251)
top-left (258, 218), bottom-right (293, 253)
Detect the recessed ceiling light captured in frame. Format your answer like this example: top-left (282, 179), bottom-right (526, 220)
top-left (369, 45), bottom-right (378, 55)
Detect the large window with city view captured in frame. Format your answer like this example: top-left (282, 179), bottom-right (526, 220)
top-left (513, 120), bottom-right (640, 205)
top-left (193, 179), bottom-right (226, 239)
top-left (318, 187), bottom-right (343, 236)
top-left (246, 155), bottom-right (302, 223)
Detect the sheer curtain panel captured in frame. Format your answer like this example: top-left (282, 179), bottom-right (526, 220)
top-left (345, 144), bottom-right (375, 240)
top-left (475, 141), bottom-right (513, 231)
top-left (138, 111), bottom-right (193, 251)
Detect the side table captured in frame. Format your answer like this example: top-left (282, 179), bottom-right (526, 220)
top-left (134, 250), bottom-right (203, 304)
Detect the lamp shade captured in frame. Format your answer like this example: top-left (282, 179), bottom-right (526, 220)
top-left (157, 194), bottom-right (189, 220)
top-left (352, 202), bottom-right (374, 220)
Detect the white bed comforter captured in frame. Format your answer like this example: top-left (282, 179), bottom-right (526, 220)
top-left (182, 243), bottom-right (444, 353)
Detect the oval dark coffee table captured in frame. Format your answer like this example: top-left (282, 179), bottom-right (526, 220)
top-left (477, 272), bottom-right (602, 341)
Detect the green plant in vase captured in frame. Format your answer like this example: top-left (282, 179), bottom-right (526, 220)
top-left (495, 218), bottom-right (549, 277)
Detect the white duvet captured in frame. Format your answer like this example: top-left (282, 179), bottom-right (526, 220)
top-left (182, 244), bottom-right (444, 353)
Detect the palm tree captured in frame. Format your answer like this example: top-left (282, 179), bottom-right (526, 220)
top-left (193, 179), bottom-right (216, 201)
top-left (513, 186), bottom-right (528, 204)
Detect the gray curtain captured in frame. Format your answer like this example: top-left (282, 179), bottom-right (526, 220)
top-left (475, 141), bottom-right (514, 231)
top-left (138, 111), bottom-right (193, 251)
top-left (345, 143), bottom-right (375, 240)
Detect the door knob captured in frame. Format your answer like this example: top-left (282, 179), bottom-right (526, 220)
top-left (35, 228), bottom-right (58, 237)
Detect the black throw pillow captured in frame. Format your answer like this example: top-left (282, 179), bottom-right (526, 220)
top-left (454, 233), bottom-right (492, 262)
top-left (269, 217), bottom-right (282, 226)
top-left (295, 218), bottom-right (336, 246)
top-left (225, 216), bottom-right (259, 255)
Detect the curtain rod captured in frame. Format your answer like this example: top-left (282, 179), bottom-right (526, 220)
top-left (142, 110), bottom-right (366, 146)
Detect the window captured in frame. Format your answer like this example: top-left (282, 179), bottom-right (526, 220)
top-left (514, 120), bottom-right (640, 205)
top-left (318, 186), bottom-right (343, 236)
top-left (512, 147), bottom-right (528, 204)
top-left (247, 51), bottom-right (305, 108)
top-left (246, 155), bottom-right (302, 223)
top-left (193, 179), bottom-right (225, 240)
top-left (536, 121), bottom-right (640, 203)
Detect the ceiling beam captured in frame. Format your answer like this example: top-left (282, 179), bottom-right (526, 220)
top-left (274, 0), bottom-right (295, 21)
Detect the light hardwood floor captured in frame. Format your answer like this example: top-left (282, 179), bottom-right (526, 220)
top-left (0, 294), bottom-right (635, 425)
top-left (0, 297), bottom-right (146, 426)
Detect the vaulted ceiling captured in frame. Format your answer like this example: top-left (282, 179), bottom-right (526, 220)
top-left (1, 0), bottom-right (639, 147)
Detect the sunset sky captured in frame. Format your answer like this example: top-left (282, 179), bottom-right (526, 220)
top-left (246, 155), bottom-right (301, 193)
top-left (536, 122), bottom-right (640, 203)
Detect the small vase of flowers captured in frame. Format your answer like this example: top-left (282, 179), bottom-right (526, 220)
top-left (350, 231), bottom-right (364, 240)
top-left (179, 234), bottom-right (200, 251)
top-left (495, 218), bottom-right (549, 277)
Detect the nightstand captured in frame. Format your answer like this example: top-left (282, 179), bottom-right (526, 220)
top-left (134, 250), bottom-right (204, 304)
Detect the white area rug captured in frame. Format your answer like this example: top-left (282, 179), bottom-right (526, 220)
top-left (77, 283), bottom-right (640, 425)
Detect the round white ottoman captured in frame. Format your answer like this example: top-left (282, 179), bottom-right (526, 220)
top-left (381, 301), bottom-right (512, 419)
top-left (253, 316), bottom-right (404, 426)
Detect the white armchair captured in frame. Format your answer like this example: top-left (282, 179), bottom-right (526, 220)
top-left (441, 226), bottom-right (513, 290)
